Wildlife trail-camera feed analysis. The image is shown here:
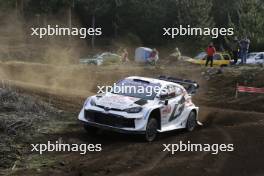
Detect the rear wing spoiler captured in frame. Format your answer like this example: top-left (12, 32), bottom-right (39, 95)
top-left (157, 76), bottom-right (199, 95)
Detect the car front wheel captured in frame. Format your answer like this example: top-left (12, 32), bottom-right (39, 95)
top-left (145, 118), bottom-right (158, 142)
top-left (186, 111), bottom-right (197, 132)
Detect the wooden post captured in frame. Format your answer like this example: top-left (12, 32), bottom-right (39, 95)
top-left (235, 83), bottom-right (238, 99)
top-left (8, 80), bottom-right (11, 91)
top-left (49, 93), bottom-right (52, 106)
top-left (1, 80), bottom-right (4, 89)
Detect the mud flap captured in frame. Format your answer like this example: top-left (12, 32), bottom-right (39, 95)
top-left (197, 121), bottom-right (203, 126)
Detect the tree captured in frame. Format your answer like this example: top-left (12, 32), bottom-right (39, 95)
top-left (76, 0), bottom-right (111, 48)
top-left (239, 0), bottom-right (264, 50)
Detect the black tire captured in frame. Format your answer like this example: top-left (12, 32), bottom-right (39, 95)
top-left (83, 124), bottom-right (98, 135)
top-left (186, 111), bottom-right (197, 132)
top-left (145, 118), bottom-right (158, 142)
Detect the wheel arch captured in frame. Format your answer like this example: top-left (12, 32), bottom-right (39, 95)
top-left (149, 108), bottom-right (161, 130)
top-left (190, 108), bottom-right (198, 120)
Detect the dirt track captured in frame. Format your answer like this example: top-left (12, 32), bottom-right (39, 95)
top-left (8, 105), bottom-right (264, 176)
top-left (0, 62), bottom-right (264, 176)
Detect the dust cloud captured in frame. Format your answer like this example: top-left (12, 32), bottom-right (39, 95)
top-left (0, 9), bottom-right (203, 98)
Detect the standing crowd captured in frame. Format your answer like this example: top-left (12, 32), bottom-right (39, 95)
top-left (119, 36), bottom-right (251, 67)
top-left (205, 36), bottom-right (251, 67)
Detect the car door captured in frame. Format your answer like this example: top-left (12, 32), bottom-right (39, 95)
top-left (160, 85), bottom-right (185, 125)
top-left (255, 54), bottom-right (264, 64)
top-left (222, 54), bottom-right (231, 65)
top-left (213, 54), bottom-right (222, 66)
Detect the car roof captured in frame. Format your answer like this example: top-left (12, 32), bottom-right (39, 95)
top-left (249, 52), bottom-right (264, 54)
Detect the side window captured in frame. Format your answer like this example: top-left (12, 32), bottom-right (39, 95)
top-left (173, 85), bottom-right (183, 96)
top-left (223, 54), bottom-right (230, 60)
top-left (160, 85), bottom-right (182, 100)
top-left (159, 87), bottom-right (170, 100)
top-left (255, 54), bottom-right (262, 60)
top-left (213, 54), bottom-right (221, 60)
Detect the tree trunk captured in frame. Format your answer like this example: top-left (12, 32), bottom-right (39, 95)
top-left (113, 21), bottom-right (118, 38)
top-left (91, 14), bottom-right (95, 49)
top-left (16, 0), bottom-right (24, 17)
top-left (36, 14), bottom-right (40, 26)
top-left (43, 14), bottom-right (47, 26)
top-left (43, 14), bottom-right (48, 41)
top-left (20, 0), bottom-right (24, 15)
top-left (114, 0), bottom-right (119, 38)
top-left (68, 5), bottom-right (72, 43)
top-left (15, 0), bottom-right (18, 17)
top-left (68, 5), bottom-right (72, 29)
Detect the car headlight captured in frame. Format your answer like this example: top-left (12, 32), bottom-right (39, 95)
top-left (84, 98), bottom-right (96, 107)
top-left (84, 98), bottom-right (90, 107)
top-left (124, 107), bottom-right (142, 113)
top-left (90, 98), bottom-right (96, 106)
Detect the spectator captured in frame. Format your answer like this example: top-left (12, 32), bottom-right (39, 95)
top-left (170, 47), bottom-right (181, 60)
top-left (147, 48), bottom-right (159, 65)
top-left (121, 48), bottom-right (129, 63)
top-left (205, 42), bottom-right (216, 67)
top-left (239, 36), bottom-right (250, 64)
top-left (230, 37), bottom-right (240, 64)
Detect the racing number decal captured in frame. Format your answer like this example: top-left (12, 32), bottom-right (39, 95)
top-left (168, 96), bottom-right (185, 122)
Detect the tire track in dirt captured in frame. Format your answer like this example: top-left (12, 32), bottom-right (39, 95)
top-left (115, 107), bottom-right (264, 176)
top-left (116, 127), bottom-right (232, 176)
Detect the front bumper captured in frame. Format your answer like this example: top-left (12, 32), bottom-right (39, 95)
top-left (78, 108), bottom-right (147, 133)
top-left (85, 109), bottom-right (136, 128)
top-left (80, 121), bottom-right (145, 134)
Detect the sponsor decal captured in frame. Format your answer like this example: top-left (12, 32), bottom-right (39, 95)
top-left (161, 105), bottom-right (172, 116)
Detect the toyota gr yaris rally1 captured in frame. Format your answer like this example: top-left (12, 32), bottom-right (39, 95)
top-left (78, 76), bottom-right (200, 142)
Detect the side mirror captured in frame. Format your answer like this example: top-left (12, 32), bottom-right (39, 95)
top-left (164, 99), bottom-right (169, 106)
top-left (159, 92), bottom-right (168, 100)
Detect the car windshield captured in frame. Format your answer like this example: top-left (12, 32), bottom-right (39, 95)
top-left (195, 52), bottom-right (207, 59)
top-left (112, 79), bottom-right (161, 100)
top-left (247, 53), bottom-right (257, 58)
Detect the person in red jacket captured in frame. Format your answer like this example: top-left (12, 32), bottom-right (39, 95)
top-left (205, 42), bottom-right (216, 67)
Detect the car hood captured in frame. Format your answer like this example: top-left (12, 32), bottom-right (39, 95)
top-left (94, 93), bottom-right (148, 110)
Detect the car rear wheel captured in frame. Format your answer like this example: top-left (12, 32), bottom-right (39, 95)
top-left (145, 118), bottom-right (158, 142)
top-left (186, 111), bottom-right (197, 132)
top-left (83, 124), bottom-right (98, 135)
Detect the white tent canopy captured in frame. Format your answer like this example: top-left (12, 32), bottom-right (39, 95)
top-left (135, 47), bottom-right (153, 63)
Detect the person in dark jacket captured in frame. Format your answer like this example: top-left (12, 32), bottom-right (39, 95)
top-left (231, 37), bottom-right (240, 64)
top-left (239, 36), bottom-right (250, 64)
top-left (205, 42), bottom-right (216, 67)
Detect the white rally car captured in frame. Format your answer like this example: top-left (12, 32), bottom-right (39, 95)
top-left (78, 76), bottom-right (200, 141)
